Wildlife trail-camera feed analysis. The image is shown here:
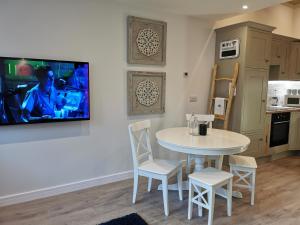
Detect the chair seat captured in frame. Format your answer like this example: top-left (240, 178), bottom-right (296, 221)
top-left (138, 159), bottom-right (180, 175)
top-left (189, 167), bottom-right (233, 186)
top-left (229, 155), bottom-right (257, 169)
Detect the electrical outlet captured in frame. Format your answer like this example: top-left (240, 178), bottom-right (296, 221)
top-left (189, 96), bottom-right (198, 102)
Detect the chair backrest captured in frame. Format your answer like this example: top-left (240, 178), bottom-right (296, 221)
top-left (128, 120), bottom-right (153, 169)
top-left (186, 114), bottom-right (215, 128)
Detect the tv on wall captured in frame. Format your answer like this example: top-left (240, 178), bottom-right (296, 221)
top-left (0, 57), bottom-right (90, 125)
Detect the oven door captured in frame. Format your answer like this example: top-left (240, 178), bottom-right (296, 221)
top-left (270, 121), bottom-right (290, 147)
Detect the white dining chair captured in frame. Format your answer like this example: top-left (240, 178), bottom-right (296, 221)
top-left (188, 167), bottom-right (233, 225)
top-left (229, 155), bottom-right (257, 205)
top-left (185, 114), bottom-right (224, 174)
top-left (128, 120), bottom-right (183, 216)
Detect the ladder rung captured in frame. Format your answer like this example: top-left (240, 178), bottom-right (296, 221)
top-left (213, 97), bottom-right (229, 101)
top-left (215, 77), bottom-right (234, 81)
top-left (215, 115), bottom-right (226, 120)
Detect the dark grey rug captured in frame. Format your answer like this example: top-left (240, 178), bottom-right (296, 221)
top-left (99, 213), bottom-right (148, 225)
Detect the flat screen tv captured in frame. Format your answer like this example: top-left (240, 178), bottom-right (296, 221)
top-left (0, 57), bottom-right (90, 125)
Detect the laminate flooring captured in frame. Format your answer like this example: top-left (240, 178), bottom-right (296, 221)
top-left (0, 156), bottom-right (299, 225)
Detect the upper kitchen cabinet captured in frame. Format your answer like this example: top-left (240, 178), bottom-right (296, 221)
top-left (269, 35), bottom-right (291, 80)
top-left (246, 28), bottom-right (272, 70)
top-left (271, 37), bottom-right (282, 65)
top-left (289, 42), bottom-right (300, 80)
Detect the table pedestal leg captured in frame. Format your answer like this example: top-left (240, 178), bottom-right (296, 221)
top-left (194, 155), bottom-right (206, 172)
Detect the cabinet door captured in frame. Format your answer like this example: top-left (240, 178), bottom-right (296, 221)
top-left (246, 29), bottom-right (271, 69)
top-left (289, 43), bottom-right (300, 80)
top-left (264, 114), bottom-right (271, 156)
top-left (289, 112), bottom-right (300, 150)
top-left (241, 68), bottom-right (268, 133)
top-left (241, 132), bottom-right (265, 158)
top-left (271, 38), bottom-right (282, 65)
top-left (278, 41), bottom-right (290, 80)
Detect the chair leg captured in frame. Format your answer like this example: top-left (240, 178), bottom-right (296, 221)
top-left (251, 171), bottom-right (256, 206)
top-left (198, 187), bottom-right (203, 217)
top-left (132, 172), bottom-right (139, 204)
top-left (147, 178), bottom-right (152, 192)
top-left (188, 179), bottom-right (194, 220)
top-left (177, 166), bottom-right (183, 201)
top-left (208, 188), bottom-right (215, 225)
top-left (227, 178), bottom-right (233, 217)
top-left (186, 155), bottom-right (191, 175)
top-left (162, 177), bottom-right (169, 216)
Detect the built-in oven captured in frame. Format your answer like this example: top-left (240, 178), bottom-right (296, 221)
top-left (270, 112), bottom-right (290, 147)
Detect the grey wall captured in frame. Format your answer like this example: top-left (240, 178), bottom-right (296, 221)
top-left (0, 0), bottom-right (215, 198)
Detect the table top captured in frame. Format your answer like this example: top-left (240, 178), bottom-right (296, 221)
top-left (156, 127), bottom-right (250, 156)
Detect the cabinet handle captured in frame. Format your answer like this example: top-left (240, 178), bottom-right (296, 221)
top-left (265, 59), bottom-right (270, 63)
top-left (262, 100), bottom-right (266, 103)
top-left (277, 56), bottom-right (281, 58)
top-left (259, 138), bottom-right (263, 141)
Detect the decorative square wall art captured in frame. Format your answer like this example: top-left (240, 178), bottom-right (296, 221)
top-left (127, 71), bottom-right (166, 115)
top-left (127, 16), bottom-right (167, 65)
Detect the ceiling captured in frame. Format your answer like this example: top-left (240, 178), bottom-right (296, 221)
top-left (284, 0), bottom-right (300, 6)
top-left (116, 0), bottom-right (288, 20)
top-left (286, 0), bottom-right (300, 5)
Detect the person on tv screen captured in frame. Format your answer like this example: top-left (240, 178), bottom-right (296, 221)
top-left (21, 66), bottom-right (65, 122)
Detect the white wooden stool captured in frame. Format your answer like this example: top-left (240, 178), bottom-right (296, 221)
top-left (229, 155), bottom-right (257, 206)
top-left (188, 167), bottom-right (233, 225)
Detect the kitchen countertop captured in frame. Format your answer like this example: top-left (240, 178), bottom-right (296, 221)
top-left (266, 106), bottom-right (300, 114)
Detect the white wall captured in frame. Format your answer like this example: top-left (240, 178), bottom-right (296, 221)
top-left (0, 0), bottom-right (215, 203)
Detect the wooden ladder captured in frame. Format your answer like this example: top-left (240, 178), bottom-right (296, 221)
top-left (208, 62), bottom-right (239, 130)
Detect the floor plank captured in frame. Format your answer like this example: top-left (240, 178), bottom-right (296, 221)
top-left (0, 156), bottom-right (299, 225)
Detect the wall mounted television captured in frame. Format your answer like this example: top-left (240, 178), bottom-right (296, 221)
top-left (0, 57), bottom-right (90, 125)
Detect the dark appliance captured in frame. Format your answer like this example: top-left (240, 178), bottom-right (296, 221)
top-left (270, 112), bottom-right (290, 147)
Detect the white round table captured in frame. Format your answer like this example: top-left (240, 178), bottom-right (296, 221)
top-left (156, 127), bottom-right (250, 197)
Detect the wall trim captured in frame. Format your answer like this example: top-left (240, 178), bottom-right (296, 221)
top-left (0, 170), bottom-right (133, 207)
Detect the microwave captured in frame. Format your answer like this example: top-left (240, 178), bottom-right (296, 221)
top-left (285, 95), bottom-right (300, 107)
top-left (219, 39), bottom-right (240, 59)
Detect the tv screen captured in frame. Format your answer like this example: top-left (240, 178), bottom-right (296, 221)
top-left (0, 57), bottom-right (90, 125)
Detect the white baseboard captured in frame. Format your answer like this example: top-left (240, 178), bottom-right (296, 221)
top-left (0, 170), bottom-right (133, 207)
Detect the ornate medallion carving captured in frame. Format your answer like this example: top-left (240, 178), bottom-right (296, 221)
top-left (135, 79), bottom-right (159, 106)
top-left (136, 28), bottom-right (160, 57)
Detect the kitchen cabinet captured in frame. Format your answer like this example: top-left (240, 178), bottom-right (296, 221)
top-left (269, 36), bottom-right (290, 80)
top-left (271, 38), bottom-right (282, 65)
top-left (246, 29), bottom-right (272, 70)
top-left (288, 112), bottom-right (300, 150)
top-left (215, 22), bottom-right (274, 158)
top-left (289, 42), bottom-right (300, 80)
top-left (279, 41), bottom-right (290, 79)
top-left (241, 132), bottom-right (265, 158)
top-left (264, 114), bottom-right (271, 155)
top-left (241, 68), bottom-right (268, 133)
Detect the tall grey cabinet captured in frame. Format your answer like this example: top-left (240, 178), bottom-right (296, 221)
top-left (215, 22), bottom-right (275, 158)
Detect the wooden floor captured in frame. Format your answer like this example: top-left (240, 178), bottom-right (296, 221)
top-left (0, 156), bottom-right (299, 225)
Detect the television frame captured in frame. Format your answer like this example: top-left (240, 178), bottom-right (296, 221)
top-left (0, 56), bottom-right (90, 126)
